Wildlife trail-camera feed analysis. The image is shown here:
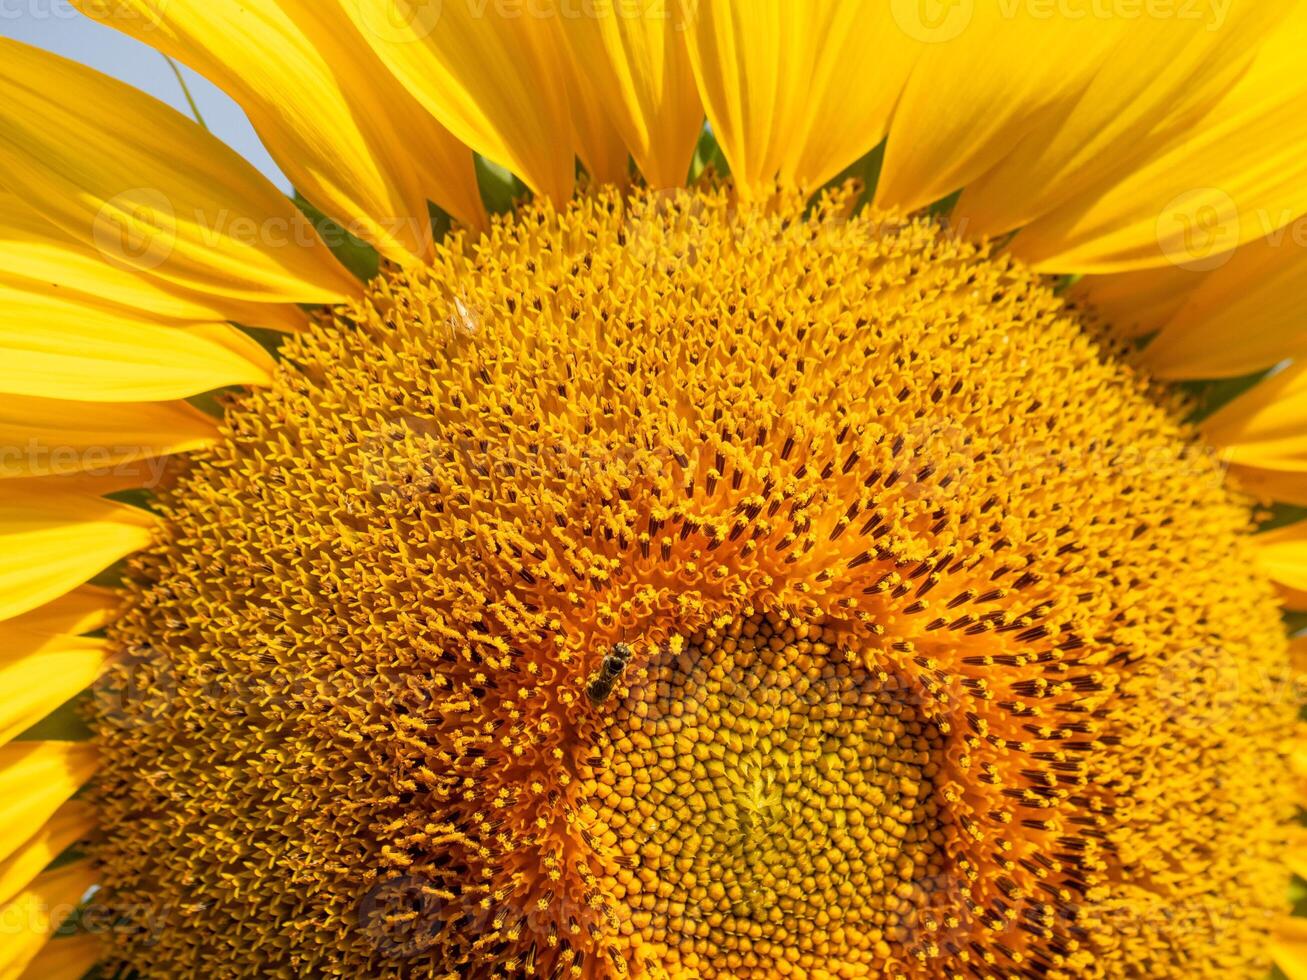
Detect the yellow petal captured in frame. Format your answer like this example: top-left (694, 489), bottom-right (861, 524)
top-left (0, 394), bottom-right (215, 481)
top-left (1011, 5), bottom-right (1307, 273)
top-left (1253, 521), bottom-right (1307, 608)
top-left (557, 1), bottom-right (702, 188)
top-left (561, 40), bottom-right (630, 188)
top-left (1203, 362), bottom-right (1307, 475)
top-left (11, 469), bottom-right (173, 501)
top-left (680, 0), bottom-right (914, 197)
top-left (0, 192), bottom-right (307, 334)
top-left (78, 0), bottom-right (484, 258)
top-left (1293, 729), bottom-right (1307, 786)
top-left (0, 642), bottom-right (111, 746)
top-left (0, 744), bottom-right (96, 866)
top-left (0, 284), bottom-right (272, 402)
top-left (954, 6), bottom-right (1285, 238)
top-left (0, 588), bottom-right (117, 642)
top-left (1227, 464), bottom-right (1307, 508)
top-left (15, 933), bottom-right (101, 980)
top-left (0, 633), bottom-right (103, 673)
top-left (184, 323), bottom-right (278, 381)
top-left (0, 489), bottom-right (155, 623)
top-left (1293, 635), bottom-right (1307, 705)
top-left (1139, 233), bottom-right (1307, 379)
top-left (877, 7), bottom-right (1133, 214)
top-left (0, 861), bottom-right (97, 980)
top-left (0, 801), bottom-right (96, 907)
top-left (1292, 840), bottom-right (1307, 883)
top-left (1275, 916), bottom-right (1307, 980)
top-left (0, 39), bottom-right (359, 304)
top-left (1068, 265), bottom-right (1206, 340)
top-left (342, 0), bottom-right (575, 203)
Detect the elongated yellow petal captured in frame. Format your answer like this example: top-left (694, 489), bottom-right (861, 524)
top-left (1011, 4), bottom-right (1307, 273)
top-left (183, 323), bottom-right (278, 382)
top-left (0, 285), bottom-right (272, 402)
top-left (876, 5), bottom-right (1124, 215)
top-left (1068, 265), bottom-right (1208, 339)
top-left (1292, 839), bottom-right (1307, 882)
top-left (0, 861), bottom-right (96, 980)
top-left (0, 394), bottom-right (214, 481)
top-left (1204, 362), bottom-right (1307, 472)
top-left (561, 44), bottom-right (630, 188)
top-left (0, 489), bottom-right (155, 623)
top-left (954, 5), bottom-right (1284, 238)
top-left (0, 643), bottom-right (111, 746)
top-left (78, 0), bottom-right (484, 257)
top-left (0, 633), bottom-right (103, 673)
top-left (0, 801), bottom-right (96, 907)
top-left (0, 744), bottom-right (96, 866)
top-left (1140, 234), bottom-right (1307, 379)
top-left (1275, 917), bottom-right (1307, 980)
top-left (15, 934), bottom-right (100, 980)
top-left (0, 589), bottom-right (117, 642)
top-left (0, 40), bottom-right (358, 304)
top-left (557, 1), bottom-right (702, 188)
top-left (1253, 521), bottom-right (1307, 608)
top-left (12, 469), bottom-right (174, 501)
top-left (0, 193), bottom-right (307, 334)
top-left (680, 0), bottom-right (913, 197)
top-left (342, 0), bottom-right (575, 203)
top-left (1228, 465), bottom-right (1307, 508)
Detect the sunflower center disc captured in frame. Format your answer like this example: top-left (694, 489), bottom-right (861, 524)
top-left (589, 614), bottom-right (947, 975)
top-left (94, 185), bottom-right (1291, 979)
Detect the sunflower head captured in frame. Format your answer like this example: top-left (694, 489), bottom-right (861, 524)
top-left (86, 186), bottom-right (1292, 978)
top-left (3, 3), bottom-right (1307, 979)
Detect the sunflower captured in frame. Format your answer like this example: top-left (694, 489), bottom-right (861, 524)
top-left (3, 0), bottom-right (1307, 977)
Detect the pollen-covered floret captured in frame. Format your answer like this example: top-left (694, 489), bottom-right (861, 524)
top-left (93, 185), bottom-right (1291, 979)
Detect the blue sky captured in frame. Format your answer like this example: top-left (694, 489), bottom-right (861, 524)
top-left (2, 3), bottom-right (290, 191)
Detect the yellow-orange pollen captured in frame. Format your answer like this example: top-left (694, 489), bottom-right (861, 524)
top-left (91, 184), bottom-right (1291, 980)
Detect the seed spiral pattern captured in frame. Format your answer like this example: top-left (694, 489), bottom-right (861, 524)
top-left (93, 185), bottom-right (1291, 979)
top-left (588, 614), bottom-right (949, 977)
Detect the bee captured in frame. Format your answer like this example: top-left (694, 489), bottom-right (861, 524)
top-left (587, 642), bottom-right (633, 705)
